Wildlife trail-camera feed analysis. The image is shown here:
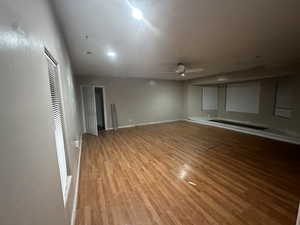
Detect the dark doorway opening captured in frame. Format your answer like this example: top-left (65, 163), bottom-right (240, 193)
top-left (95, 87), bottom-right (105, 131)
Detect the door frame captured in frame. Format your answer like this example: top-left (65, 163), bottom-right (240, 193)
top-left (80, 85), bottom-right (108, 134)
top-left (80, 85), bottom-right (87, 133)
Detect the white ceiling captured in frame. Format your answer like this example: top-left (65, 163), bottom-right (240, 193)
top-left (53, 0), bottom-right (300, 80)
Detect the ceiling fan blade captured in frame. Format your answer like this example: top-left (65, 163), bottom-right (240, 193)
top-left (156, 71), bottom-right (177, 74)
top-left (186, 68), bottom-right (205, 73)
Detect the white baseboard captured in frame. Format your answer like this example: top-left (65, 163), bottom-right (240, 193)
top-left (212, 117), bottom-right (268, 128)
top-left (64, 175), bottom-right (72, 206)
top-left (70, 134), bottom-right (83, 225)
top-left (106, 119), bottom-right (184, 130)
top-left (186, 118), bottom-right (300, 145)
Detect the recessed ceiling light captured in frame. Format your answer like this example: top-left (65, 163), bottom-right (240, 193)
top-left (181, 73), bottom-right (185, 77)
top-left (107, 51), bottom-right (117, 57)
top-left (132, 7), bottom-right (143, 20)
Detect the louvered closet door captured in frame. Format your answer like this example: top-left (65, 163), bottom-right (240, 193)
top-left (47, 56), bottom-right (68, 197)
top-left (82, 86), bottom-right (98, 136)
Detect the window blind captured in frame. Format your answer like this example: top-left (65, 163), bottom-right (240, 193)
top-left (274, 78), bottom-right (293, 118)
top-left (226, 81), bottom-right (260, 114)
top-left (46, 52), bottom-right (68, 201)
top-left (202, 87), bottom-right (218, 111)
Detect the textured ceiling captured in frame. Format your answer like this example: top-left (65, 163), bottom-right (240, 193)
top-left (53, 0), bottom-right (300, 80)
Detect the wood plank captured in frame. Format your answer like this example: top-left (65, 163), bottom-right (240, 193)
top-left (76, 121), bottom-right (300, 225)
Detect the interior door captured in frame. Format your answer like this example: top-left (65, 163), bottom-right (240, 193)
top-left (82, 86), bottom-right (98, 136)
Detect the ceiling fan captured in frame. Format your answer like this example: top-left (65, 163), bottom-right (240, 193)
top-left (160, 63), bottom-right (205, 77)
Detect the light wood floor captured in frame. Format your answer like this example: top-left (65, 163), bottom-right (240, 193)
top-left (76, 121), bottom-right (300, 225)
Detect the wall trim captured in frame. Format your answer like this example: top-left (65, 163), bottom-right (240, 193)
top-left (70, 134), bottom-right (83, 225)
top-left (186, 118), bottom-right (300, 145)
top-left (105, 119), bottom-right (184, 130)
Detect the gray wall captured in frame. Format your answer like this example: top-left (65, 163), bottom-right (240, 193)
top-left (184, 74), bottom-right (300, 136)
top-left (0, 1), bottom-right (81, 225)
top-left (77, 76), bottom-right (184, 129)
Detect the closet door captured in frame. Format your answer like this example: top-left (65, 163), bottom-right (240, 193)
top-left (81, 86), bottom-right (98, 136)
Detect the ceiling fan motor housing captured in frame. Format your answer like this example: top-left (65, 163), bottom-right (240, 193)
top-left (176, 63), bottom-right (186, 74)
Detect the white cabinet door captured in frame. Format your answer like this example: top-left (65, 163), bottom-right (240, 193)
top-left (81, 86), bottom-right (98, 136)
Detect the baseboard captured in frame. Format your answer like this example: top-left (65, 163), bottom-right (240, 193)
top-left (214, 117), bottom-right (268, 128)
top-left (106, 119), bottom-right (184, 130)
top-left (186, 118), bottom-right (300, 145)
top-left (70, 134), bottom-right (83, 225)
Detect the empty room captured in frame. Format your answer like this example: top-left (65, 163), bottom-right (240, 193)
top-left (1, 0), bottom-right (300, 225)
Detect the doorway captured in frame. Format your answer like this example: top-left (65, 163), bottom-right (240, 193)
top-left (95, 87), bottom-right (105, 131)
top-left (81, 85), bottom-right (107, 136)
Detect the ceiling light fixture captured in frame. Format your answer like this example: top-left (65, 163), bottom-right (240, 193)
top-left (107, 51), bottom-right (117, 57)
top-left (132, 7), bottom-right (143, 20)
top-left (188, 181), bottom-right (197, 186)
top-left (181, 73), bottom-right (185, 77)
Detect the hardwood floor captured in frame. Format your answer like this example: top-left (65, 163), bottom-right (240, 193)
top-left (76, 121), bottom-right (300, 225)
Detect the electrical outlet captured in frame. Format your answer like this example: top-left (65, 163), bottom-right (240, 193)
top-left (74, 140), bottom-right (80, 149)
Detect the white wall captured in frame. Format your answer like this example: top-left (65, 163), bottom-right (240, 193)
top-left (77, 76), bottom-right (184, 129)
top-left (0, 1), bottom-right (81, 225)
